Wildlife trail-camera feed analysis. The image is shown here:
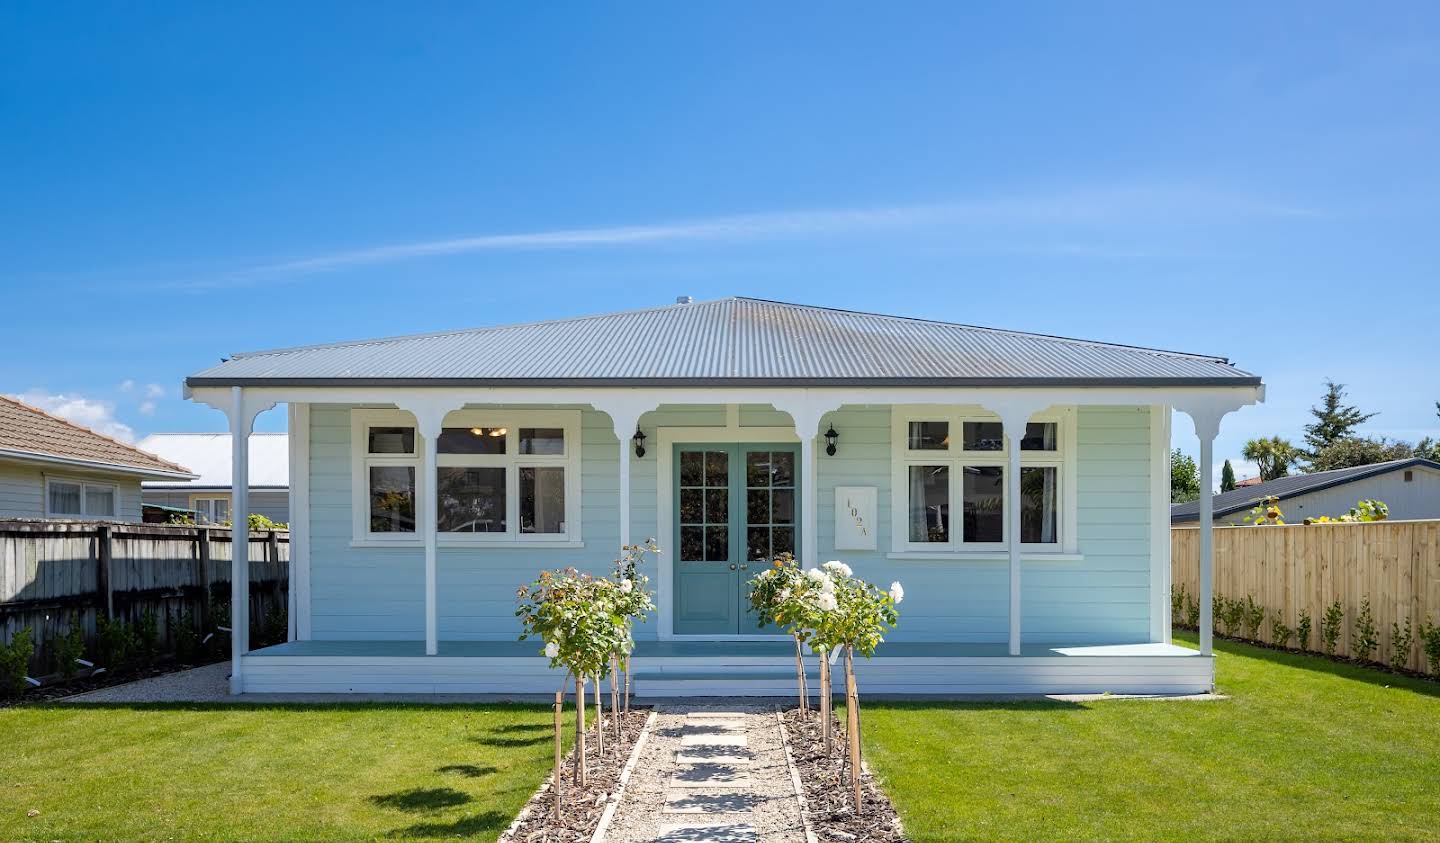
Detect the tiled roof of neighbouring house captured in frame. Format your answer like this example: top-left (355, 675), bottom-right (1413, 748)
top-left (1170, 458), bottom-right (1440, 522)
top-left (0, 395), bottom-right (194, 477)
top-left (186, 297), bottom-right (1261, 388)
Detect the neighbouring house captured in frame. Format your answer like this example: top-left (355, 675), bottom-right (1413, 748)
top-left (184, 297), bottom-right (1263, 696)
top-left (0, 395), bottom-right (194, 521)
top-left (1171, 458), bottom-right (1440, 525)
top-left (136, 433), bottom-right (290, 524)
top-left (1234, 475), bottom-right (1264, 488)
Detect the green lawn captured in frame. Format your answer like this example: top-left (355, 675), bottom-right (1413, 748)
top-left (865, 633), bottom-right (1440, 842)
top-left (0, 703), bottom-right (564, 842)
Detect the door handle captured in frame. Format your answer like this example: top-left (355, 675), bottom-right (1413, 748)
top-left (729, 563), bottom-right (737, 571)
top-left (739, 563), bottom-right (749, 570)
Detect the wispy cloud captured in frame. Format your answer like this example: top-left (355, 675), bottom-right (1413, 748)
top-left (148, 184), bottom-right (1324, 291)
top-left (9, 390), bottom-right (136, 442)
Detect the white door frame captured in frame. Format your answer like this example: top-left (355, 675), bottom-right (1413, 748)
top-left (657, 425), bottom-right (799, 640)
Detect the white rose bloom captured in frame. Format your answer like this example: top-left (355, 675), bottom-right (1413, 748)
top-left (620, 579), bottom-right (634, 594)
top-left (889, 581), bottom-right (905, 604)
top-left (819, 575), bottom-right (836, 594)
top-left (822, 560), bottom-right (853, 578)
top-left (818, 592), bottom-right (838, 612)
top-left (544, 641), bottom-right (560, 659)
top-left (806, 568), bottom-right (826, 583)
top-left (778, 588), bottom-right (791, 602)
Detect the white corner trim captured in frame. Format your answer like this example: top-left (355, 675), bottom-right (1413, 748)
top-left (1149, 404), bottom-right (1171, 644)
top-left (289, 402), bottom-right (312, 641)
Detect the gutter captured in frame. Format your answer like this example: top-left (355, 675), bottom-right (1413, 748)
top-left (185, 375), bottom-right (1266, 389)
top-left (0, 449), bottom-right (198, 481)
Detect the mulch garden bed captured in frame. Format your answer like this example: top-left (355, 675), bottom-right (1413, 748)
top-left (782, 707), bottom-right (907, 842)
top-left (504, 707), bottom-right (651, 843)
top-left (0, 657), bottom-right (223, 708)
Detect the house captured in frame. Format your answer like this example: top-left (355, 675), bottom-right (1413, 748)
top-left (0, 395), bottom-right (194, 521)
top-left (1234, 475), bottom-right (1264, 488)
top-left (184, 297), bottom-right (1263, 696)
top-left (1172, 458), bottom-right (1440, 525)
top-left (136, 433), bottom-right (290, 524)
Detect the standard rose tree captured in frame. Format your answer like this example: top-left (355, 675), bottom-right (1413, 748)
top-left (747, 553), bottom-right (821, 711)
top-left (825, 569), bottom-right (901, 813)
top-left (611, 540), bottom-right (659, 714)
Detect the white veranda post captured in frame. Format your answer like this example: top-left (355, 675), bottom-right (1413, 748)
top-left (1004, 423), bottom-right (1024, 656)
top-left (393, 397), bottom-right (466, 657)
top-left (1193, 415), bottom-right (1220, 657)
top-left (225, 387), bottom-right (275, 694)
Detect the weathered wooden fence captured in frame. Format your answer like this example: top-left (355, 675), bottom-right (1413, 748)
top-left (1173, 520), bottom-right (1440, 671)
top-left (0, 520), bottom-right (289, 676)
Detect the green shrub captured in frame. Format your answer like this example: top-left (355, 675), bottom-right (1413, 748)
top-left (1220, 598), bottom-right (1245, 638)
top-left (172, 610), bottom-right (201, 664)
top-left (1321, 600), bottom-right (1344, 656)
top-left (1241, 596), bottom-right (1265, 640)
top-left (1419, 619), bottom-right (1440, 675)
top-left (95, 616), bottom-right (137, 670)
top-left (1270, 616), bottom-right (1294, 648)
top-left (1391, 617), bottom-right (1415, 668)
top-left (1352, 597), bottom-right (1378, 662)
top-left (259, 603), bottom-right (288, 648)
top-left (134, 610), bottom-right (160, 667)
top-left (1171, 585), bottom-right (1188, 625)
top-left (1296, 610), bottom-right (1313, 651)
top-left (1185, 594), bottom-right (1200, 629)
top-left (52, 617), bottom-right (86, 679)
top-left (1, 627), bottom-right (35, 697)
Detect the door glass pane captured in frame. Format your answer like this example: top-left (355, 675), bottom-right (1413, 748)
top-left (519, 428), bottom-right (564, 455)
top-left (907, 421), bottom-right (950, 450)
top-left (438, 427), bottom-right (506, 454)
top-left (747, 526), bottom-right (769, 561)
top-left (680, 451), bottom-right (704, 486)
top-left (704, 451), bottom-right (728, 486)
top-left (85, 485), bottom-right (116, 517)
top-left (907, 465), bottom-right (948, 542)
top-left (705, 525), bottom-right (728, 561)
top-left (747, 489), bottom-right (769, 524)
top-left (680, 526), bottom-right (704, 561)
top-left (963, 466), bottom-right (1004, 542)
top-left (437, 466), bottom-right (506, 533)
top-left (368, 427), bottom-right (415, 454)
top-left (520, 466), bottom-right (565, 534)
top-left (680, 488), bottom-right (703, 523)
top-left (1021, 466), bottom-right (1058, 543)
top-left (770, 452), bottom-right (794, 486)
top-left (705, 488), bottom-right (728, 523)
top-left (1021, 422), bottom-right (1058, 451)
top-left (772, 526), bottom-right (794, 556)
top-left (746, 452), bottom-right (770, 487)
top-left (770, 489), bottom-right (794, 524)
top-left (369, 466), bottom-right (416, 532)
top-left (962, 422), bottom-right (1004, 451)
top-left (48, 482), bottom-right (82, 516)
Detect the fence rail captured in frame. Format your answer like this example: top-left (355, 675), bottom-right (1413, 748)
top-left (0, 519), bottom-right (288, 676)
top-left (1172, 520), bottom-right (1440, 672)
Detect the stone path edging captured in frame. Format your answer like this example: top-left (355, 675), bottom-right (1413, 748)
top-left (591, 710), bottom-right (659, 843)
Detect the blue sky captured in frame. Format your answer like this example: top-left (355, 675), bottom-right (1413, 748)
top-left (3, 2), bottom-right (1437, 482)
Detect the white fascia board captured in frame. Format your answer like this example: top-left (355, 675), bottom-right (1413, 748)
top-left (0, 449), bottom-right (198, 481)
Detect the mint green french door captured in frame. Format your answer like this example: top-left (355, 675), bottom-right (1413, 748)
top-left (673, 443), bottom-right (799, 635)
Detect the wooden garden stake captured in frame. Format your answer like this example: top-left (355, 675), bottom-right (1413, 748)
top-left (574, 675), bottom-right (588, 786)
top-left (794, 636), bottom-right (808, 712)
top-left (610, 654), bottom-right (622, 746)
top-left (846, 646), bottom-right (862, 812)
top-left (553, 690), bottom-right (564, 820)
top-left (593, 675), bottom-right (604, 756)
top-left (819, 649), bottom-right (833, 754)
top-left (624, 661), bottom-right (632, 715)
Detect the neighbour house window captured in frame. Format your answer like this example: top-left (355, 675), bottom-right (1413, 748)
top-left (45, 478), bottom-right (118, 518)
top-left (352, 410), bottom-right (580, 544)
top-left (894, 411), bottom-right (1071, 553)
top-left (190, 496), bottom-right (231, 524)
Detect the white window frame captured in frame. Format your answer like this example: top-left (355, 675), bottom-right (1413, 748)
top-left (44, 476), bottom-right (119, 519)
top-left (188, 494), bottom-right (232, 524)
top-left (350, 408), bottom-right (583, 547)
top-left (888, 405), bottom-right (1078, 557)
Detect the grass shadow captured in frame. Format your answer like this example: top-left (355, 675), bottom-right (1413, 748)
top-left (387, 810), bottom-right (510, 838)
top-left (436, 764), bottom-right (499, 778)
top-left (1198, 634), bottom-right (1440, 699)
top-left (369, 787), bottom-right (472, 812)
top-left (487, 722), bottom-right (548, 733)
top-left (470, 733), bottom-right (550, 747)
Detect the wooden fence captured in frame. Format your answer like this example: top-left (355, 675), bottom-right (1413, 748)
top-left (1172, 520), bottom-right (1440, 672)
top-left (0, 520), bottom-right (289, 676)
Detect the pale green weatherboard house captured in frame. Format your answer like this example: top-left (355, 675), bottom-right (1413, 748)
top-left (185, 297), bottom-right (1262, 696)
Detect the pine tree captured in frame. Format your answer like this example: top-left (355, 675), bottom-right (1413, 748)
top-left (1303, 380), bottom-right (1377, 455)
top-left (1220, 459), bottom-right (1236, 492)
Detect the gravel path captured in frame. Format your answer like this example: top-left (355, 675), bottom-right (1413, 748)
top-left (61, 663), bottom-right (231, 703)
top-left (607, 705), bottom-right (806, 843)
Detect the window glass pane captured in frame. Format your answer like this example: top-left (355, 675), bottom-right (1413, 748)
top-left (438, 427), bottom-right (506, 455)
top-left (1021, 422), bottom-right (1058, 451)
top-left (962, 422), bottom-right (1004, 451)
top-left (438, 466), bottom-right (506, 532)
top-left (48, 481), bottom-right (81, 515)
top-left (85, 485), bottom-right (116, 517)
top-left (214, 498), bottom-right (230, 523)
top-left (369, 466), bottom-right (416, 532)
top-left (907, 421), bottom-right (950, 450)
top-left (907, 465), bottom-right (949, 543)
top-left (1021, 466), bottom-right (1058, 543)
top-left (519, 466), bottom-right (565, 534)
top-left (963, 466), bottom-right (1004, 542)
top-left (519, 428), bottom-right (565, 455)
top-left (368, 427), bottom-right (415, 454)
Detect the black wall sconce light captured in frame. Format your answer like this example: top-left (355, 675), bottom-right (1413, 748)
top-left (824, 424), bottom-right (839, 456)
top-left (632, 427), bottom-right (647, 459)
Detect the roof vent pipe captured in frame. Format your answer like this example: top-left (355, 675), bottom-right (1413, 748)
top-left (675, 295), bottom-right (694, 304)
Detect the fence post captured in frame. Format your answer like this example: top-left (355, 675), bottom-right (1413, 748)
top-left (96, 525), bottom-right (114, 620)
top-left (196, 528), bottom-right (211, 632)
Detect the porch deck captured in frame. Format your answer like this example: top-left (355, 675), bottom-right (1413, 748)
top-left (240, 639), bottom-right (1212, 697)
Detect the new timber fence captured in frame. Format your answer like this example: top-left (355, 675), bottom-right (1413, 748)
top-left (1172, 520), bottom-right (1440, 673)
top-left (0, 520), bottom-right (289, 677)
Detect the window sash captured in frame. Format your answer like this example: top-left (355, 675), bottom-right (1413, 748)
top-left (48, 481), bottom-right (82, 516)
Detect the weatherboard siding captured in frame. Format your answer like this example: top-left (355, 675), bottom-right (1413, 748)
top-left (304, 402), bottom-right (1156, 645)
top-left (1213, 464), bottom-right (1440, 525)
top-left (0, 461), bottom-right (143, 522)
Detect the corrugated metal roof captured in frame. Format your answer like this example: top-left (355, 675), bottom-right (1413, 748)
top-left (1170, 458), bottom-right (1440, 522)
top-left (187, 297), bottom-right (1260, 387)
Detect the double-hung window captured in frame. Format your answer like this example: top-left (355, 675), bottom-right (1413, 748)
top-left (892, 408), bottom-right (1073, 554)
top-left (45, 477), bottom-right (118, 518)
top-left (352, 409), bottom-right (581, 545)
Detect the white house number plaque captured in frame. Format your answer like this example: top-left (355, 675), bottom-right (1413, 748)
top-left (834, 486), bottom-right (877, 551)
